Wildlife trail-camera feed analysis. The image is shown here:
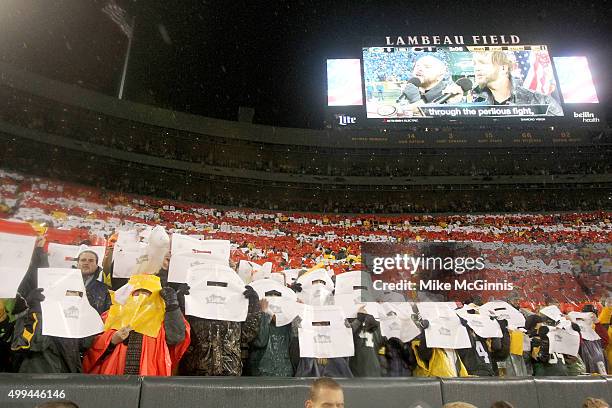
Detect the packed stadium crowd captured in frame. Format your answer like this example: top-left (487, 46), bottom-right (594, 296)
top-left (1, 167), bottom-right (611, 381)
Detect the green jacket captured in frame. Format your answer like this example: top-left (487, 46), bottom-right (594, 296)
top-left (349, 313), bottom-right (383, 377)
top-left (247, 314), bottom-right (293, 377)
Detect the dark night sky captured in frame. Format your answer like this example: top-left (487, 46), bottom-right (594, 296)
top-left (0, 0), bottom-right (610, 128)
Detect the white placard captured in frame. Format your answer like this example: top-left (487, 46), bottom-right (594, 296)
top-left (270, 272), bottom-right (285, 285)
top-left (249, 278), bottom-right (298, 326)
top-left (334, 270), bottom-right (375, 301)
top-left (376, 290), bottom-right (407, 302)
top-left (281, 269), bottom-right (301, 285)
top-left (38, 268), bottom-right (104, 338)
top-left (297, 269), bottom-right (334, 304)
top-left (380, 315), bottom-right (421, 343)
top-left (416, 302), bottom-right (458, 321)
top-left (480, 301), bottom-right (526, 329)
top-left (298, 326), bottom-right (355, 358)
top-left (547, 326), bottom-right (580, 356)
top-left (47, 243), bottom-right (105, 269)
top-left (380, 302), bottom-right (419, 342)
top-left (238, 260), bottom-right (272, 284)
top-left (112, 230), bottom-right (139, 263)
top-left (298, 305), bottom-right (354, 358)
top-left (184, 264), bottom-right (248, 321)
top-left (168, 236), bottom-right (231, 282)
top-left (568, 312), bottom-right (600, 341)
top-left (299, 305), bottom-right (346, 327)
top-left (461, 313), bottom-right (503, 339)
top-left (112, 242), bottom-right (147, 278)
top-left (0, 232), bottom-right (37, 297)
top-left (333, 294), bottom-right (382, 319)
top-left (424, 319), bottom-right (471, 349)
top-left (171, 235), bottom-right (230, 261)
top-left (381, 302), bottom-right (415, 319)
top-left (539, 305), bottom-right (564, 322)
top-left (417, 302), bottom-right (470, 349)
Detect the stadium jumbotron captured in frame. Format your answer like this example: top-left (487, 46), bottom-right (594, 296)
top-left (0, 1), bottom-right (611, 407)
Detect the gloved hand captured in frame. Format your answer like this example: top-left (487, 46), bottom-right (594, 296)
top-left (174, 283), bottom-right (190, 311)
top-left (385, 337), bottom-right (402, 359)
top-left (387, 337), bottom-right (403, 350)
top-left (12, 294), bottom-right (28, 315)
top-left (175, 283), bottom-right (190, 297)
top-left (289, 282), bottom-right (303, 293)
top-left (497, 319), bottom-right (509, 329)
top-left (160, 287), bottom-right (179, 311)
top-left (363, 314), bottom-right (379, 333)
top-left (26, 288), bottom-right (45, 313)
top-left (420, 319), bottom-right (430, 329)
top-left (243, 285), bottom-right (259, 303)
top-left (537, 325), bottom-right (549, 337)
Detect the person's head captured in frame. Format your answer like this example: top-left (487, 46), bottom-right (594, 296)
top-left (472, 51), bottom-right (514, 88)
top-left (412, 55), bottom-right (447, 90)
top-left (77, 250), bottom-right (99, 276)
top-left (443, 403), bottom-right (478, 408)
top-left (582, 397), bottom-right (610, 408)
top-left (491, 401), bottom-right (514, 408)
top-left (35, 401), bottom-right (80, 408)
top-left (305, 377), bottom-right (344, 408)
top-left (131, 288), bottom-right (152, 298)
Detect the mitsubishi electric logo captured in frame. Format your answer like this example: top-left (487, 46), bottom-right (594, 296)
top-left (337, 114), bottom-right (356, 126)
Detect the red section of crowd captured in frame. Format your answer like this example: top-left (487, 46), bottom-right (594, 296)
top-left (1, 168), bottom-right (610, 310)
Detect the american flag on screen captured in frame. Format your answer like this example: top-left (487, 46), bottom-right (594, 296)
top-left (102, 0), bottom-right (133, 39)
top-left (553, 57), bottom-right (599, 103)
top-left (516, 50), bottom-right (556, 95)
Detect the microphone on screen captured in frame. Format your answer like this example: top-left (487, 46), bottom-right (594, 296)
top-left (396, 77), bottom-right (422, 103)
top-left (432, 77), bottom-right (473, 104)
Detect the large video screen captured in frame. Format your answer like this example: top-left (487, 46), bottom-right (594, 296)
top-left (326, 59), bottom-right (364, 106)
top-left (553, 56), bottom-right (599, 103)
top-left (362, 45), bottom-right (564, 122)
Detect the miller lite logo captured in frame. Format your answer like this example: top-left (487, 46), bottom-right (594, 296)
top-left (337, 114), bottom-right (356, 126)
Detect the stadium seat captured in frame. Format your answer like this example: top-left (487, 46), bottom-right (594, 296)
top-left (0, 373), bottom-right (141, 408)
top-left (534, 376), bottom-right (612, 408)
top-left (440, 377), bottom-right (539, 408)
top-left (139, 377), bottom-right (444, 408)
top-left (140, 377), bottom-right (312, 408)
top-left (336, 377), bottom-right (443, 408)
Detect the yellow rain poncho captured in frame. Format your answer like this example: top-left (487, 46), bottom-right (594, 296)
top-left (105, 275), bottom-right (165, 338)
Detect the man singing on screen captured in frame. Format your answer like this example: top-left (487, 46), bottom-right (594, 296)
top-left (412, 55), bottom-right (461, 103)
top-left (399, 55), bottom-right (462, 115)
top-left (471, 51), bottom-right (563, 115)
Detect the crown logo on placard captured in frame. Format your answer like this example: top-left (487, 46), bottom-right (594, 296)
top-left (63, 306), bottom-right (80, 319)
top-left (314, 334), bottom-right (332, 344)
top-left (206, 294), bottom-right (226, 304)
